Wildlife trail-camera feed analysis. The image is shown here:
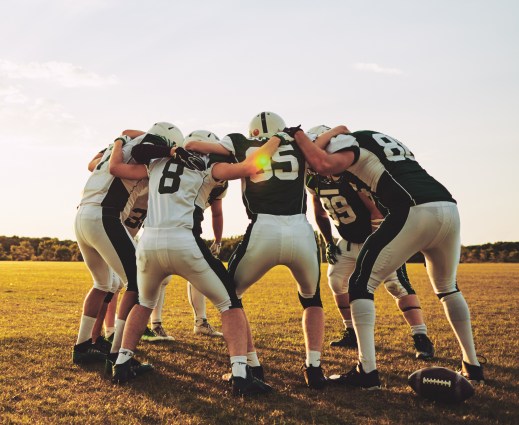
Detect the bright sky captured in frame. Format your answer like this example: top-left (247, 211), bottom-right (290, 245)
top-left (1, 1), bottom-right (518, 245)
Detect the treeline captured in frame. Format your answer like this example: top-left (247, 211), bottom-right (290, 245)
top-left (1, 236), bottom-right (518, 263)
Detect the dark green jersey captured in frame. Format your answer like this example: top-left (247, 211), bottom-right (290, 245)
top-left (328, 131), bottom-right (455, 209)
top-left (220, 133), bottom-right (307, 217)
top-left (306, 173), bottom-right (372, 243)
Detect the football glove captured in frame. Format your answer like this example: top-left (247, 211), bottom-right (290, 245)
top-left (210, 241), bottom-right (222, 258)
top-left (174, 147), bottom-right (206, 171)
top-left (326, 242), bottom-right (341, 265)
top-left (283, 125), bottom-right (303, 138)
top-left (273, 131), bottom-right (293, 144)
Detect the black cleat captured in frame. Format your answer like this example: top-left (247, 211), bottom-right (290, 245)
top-left (330, 328), bottom-right (357, 348)
top-left (460, 358), bottom-right (485, 385)
top-left (231, 366), bottom-right (273, 397)
top-left (93, 336), bottom-right (112, 355)
top-left (112, 357), bottom-right (154, 384)
top-left (105, 353), bottom-right (118, 376)
top-left (72, 338), bottom-right (107, 364)
top-left (328, 362), bottom-right (381, 390)
top-left (302, 364), bottom-right (327, 389)
top-left (412, 334), bottom-right (435, 360)
top-left (222, 365), bottom-right (265, 383)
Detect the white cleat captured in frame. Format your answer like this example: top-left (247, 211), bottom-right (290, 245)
top-left (194, 321), bottom-right (223, 337)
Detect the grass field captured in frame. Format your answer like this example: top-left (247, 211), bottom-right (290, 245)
top-left (0, 262), bottom-right (518, 424)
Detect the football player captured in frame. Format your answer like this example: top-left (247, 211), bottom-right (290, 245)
top-left (72, 124), bottom-right (156, 365)
top-left (184, 112), bottom-right (345, 390)
top-left (285, 124), bottom-right (484, 388)
top-left (109, 129), bottom-right (284, 397)
top-left (305, 125), bottom-right (434, 359)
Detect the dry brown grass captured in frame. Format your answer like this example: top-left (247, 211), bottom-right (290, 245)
top-left (0, 262), bottom-right (518, 424)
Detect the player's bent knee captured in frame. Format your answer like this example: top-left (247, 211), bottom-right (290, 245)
top-left (328, 278), bottom-right (347, 296)
top-left (298, 291), bottom-right (323, 309)
top-left (138, 296), bottom-right (158, 310)
top-left (383, 280), bottom-right (409, 300)
top-left (93, 281), bottom-right (112, 292)
top-left (213, 298), bottom-right (233, 313)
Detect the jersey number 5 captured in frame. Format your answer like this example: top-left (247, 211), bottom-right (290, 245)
top-left (246, 145), bottom-right (299, 183)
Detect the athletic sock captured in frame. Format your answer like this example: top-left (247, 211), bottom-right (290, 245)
top-left (76, 315), bottom-right (97, 345)
top-left (441, 292), bottom-right (479, 365)
top-left (104, 326), bottom-right (115, 338)
top-left (247, 352), bottom-right (261, 367)
top-left (110, 319), bottom-right (126, 354)
top-left (195, 318), bottom-right (207, 326)
top-left (116, 348), bottom-right (134, 365)
top-left (410, 324), bottom-right (428, 336)
top-left (230, 356), bottom-right (248, 378)
top-left (343, 319), bottom-right (353, 329)
top-left (351, 299), bottom-right (377, 373)
top-left (305, 350), bottom-right (321, 368)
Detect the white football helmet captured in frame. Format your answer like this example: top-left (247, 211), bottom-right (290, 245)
top-left (184, 130), bottom-right (220, 145)
top-left (249, 112), bottom-right (286, 139)
top-left (147, 122), bottom-right (184, 147)
top-left (307, 125), bottom-right (331, 137)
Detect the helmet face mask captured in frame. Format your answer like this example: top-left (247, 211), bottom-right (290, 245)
top-left (184, 130), bottom-right (220, 145)
top-left (148, 122), bottom-right (184, 147)
top-left (249, 112), bottom-right (286, 139)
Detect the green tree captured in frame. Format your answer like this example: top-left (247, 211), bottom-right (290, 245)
top-left (10, 241), bottom-right (35, 261)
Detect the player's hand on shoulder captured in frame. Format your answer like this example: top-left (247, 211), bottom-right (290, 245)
top-left (283, 125), bottom-right (303, 138)
top-left (326, 242), bottom-right (341, 265)
top-left (174, 147), bottom-right (207, 171)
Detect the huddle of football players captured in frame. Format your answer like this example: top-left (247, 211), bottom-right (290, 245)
top-left (71, 112), bottom-right (484, 397)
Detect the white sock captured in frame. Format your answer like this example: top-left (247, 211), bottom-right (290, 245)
top-left (351, 299), bottom-right (377, 373)
top-left (344, 319), bottom-right (353, 329)
top-left (441, 292), bottom-right (479, 365)
top-left (115, 348), bottom-right (134, 365)
top-left (247, 352), bottom-right (261, 367)
top-left (76, 315), bottom-right (97, 345)
top-left (110, 319), bottom-right (126, 354)
top-left (305, 350), bottom-right (321, 367)
top-left (230, 356), bottom-right (247, 378)
top-left (104, 326), bottom-right (115, 338)
top-left (411, 324), bottom-right (428, 336)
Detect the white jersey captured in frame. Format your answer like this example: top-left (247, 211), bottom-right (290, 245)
top-left (122, 191), bottom-right (149, 238)
top-left (79, 135), bottom-right (148, 212)
top-left (145, 155), bottom-right (218, 232)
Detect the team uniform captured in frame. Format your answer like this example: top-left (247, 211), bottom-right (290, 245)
top-left (220, 133), bottom-right (321, 303)
top-left (323, 130), bottom-right (481, 386)
top-left (75, 135), bottom-right (147, 293)
top-left (306, 173), bottom-right (415, 301)
top-left (134, 152), bottom-right (239, 312)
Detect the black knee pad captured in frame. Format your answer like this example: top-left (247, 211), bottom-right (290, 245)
top-left (103, 292), bottom-right (114, 303)
top-left (298, 291), bottom-right (323, 309)
top-left (436, 289), bottom-right (460, 300)
top-left (348, 286), bottom-right (375, 303)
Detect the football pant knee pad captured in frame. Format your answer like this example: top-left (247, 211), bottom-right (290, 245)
top-left (328, 277), bottom-right (348, 296)
top-left (213, 298), bottom-right (233, 313)
top-left (298, 291), bottom-right (323, 309)
top-left (383, 280), bottom-right (410, 300)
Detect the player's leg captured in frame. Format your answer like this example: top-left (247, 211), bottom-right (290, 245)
top-left (383, 264), bottom-right (434, 359)
top-left (327, 240), bottom-right (359, 348)
top-left (184, 234), bottom-right (272, 395)
top-left (142, 277), bottom-right (175, 342)
top-left (188, 281), bottom-right (223, 337)
top-left (286, 216), bottom-right (326, 389)
top-left (422, 203), bottom-right (482, 383)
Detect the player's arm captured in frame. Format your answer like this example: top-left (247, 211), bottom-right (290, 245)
top-left (122, 129), bottom-right (146, 139)
top-left (289, 128), bottom-right (356, 175)
top-left (88, 150), bottom-right (105, 172)
top-left (184, 140), bottom-right (231, 156)
top-left (209, 199), bottom-right (224, 256)
top-left (311, 193), bottom-right (334, 245)
top-left (357, 190), bottom-right (384, 232)
top-left (211, 133), bottom-right (284, 181)
top-left (109, 136), bottom-right (148, 179)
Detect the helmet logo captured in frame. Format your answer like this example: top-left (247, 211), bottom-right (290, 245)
top-left (252, 128), bottom-right (260, 137)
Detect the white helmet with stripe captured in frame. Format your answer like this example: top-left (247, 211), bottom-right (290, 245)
top-left (184, 130), bottom-right (220, 145)
top-left (249, 111), bottom-right (286, 139)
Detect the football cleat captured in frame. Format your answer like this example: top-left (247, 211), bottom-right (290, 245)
top-left (412, 334), bottom-right (435, 360)
top-left (460, 359), bottom-right (485, 385)
top-left (112, 357), bottom-right (154, 384)
top-left (328, 362), bottom-right (381, 390)
top-left (231, 366), bottom-right (273, 397)
top-left (194, 320), bottom-right (223, 337)
top-left (302, 364), bottom-right (327, 389)
top-left (141, 325), bottom-right (175, 342)
top-left (72, 338), bottom-right (107, 365)
top-left (93, 336), bottom-right (112, 355)
top-left (222, 365), bottom-right (265, 383)
top-left (330, 328), bottom-right (357, 348)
